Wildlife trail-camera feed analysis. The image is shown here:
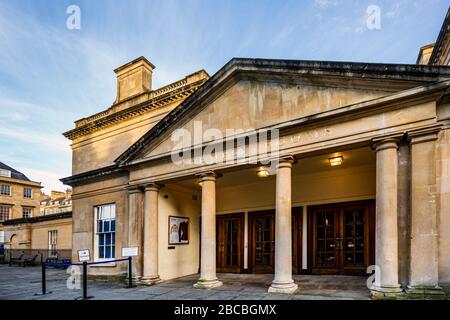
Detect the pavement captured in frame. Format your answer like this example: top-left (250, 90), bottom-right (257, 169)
top-left (0, 264), bottom-right (371, 300)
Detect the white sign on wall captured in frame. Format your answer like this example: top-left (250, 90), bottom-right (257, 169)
top-left (122, 247), bottom-right (139, 257)
top-left (77, 249), bottom-right (90, 262)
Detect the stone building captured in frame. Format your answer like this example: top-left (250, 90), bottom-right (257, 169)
top-left (0, 161), bottom-right (42, 247)
top-left (40, 190), bottom-right (72, 215)
top-left (0, 162), bottom-right (72, 254)
top-left (62, 10), bottom-right (450, 297)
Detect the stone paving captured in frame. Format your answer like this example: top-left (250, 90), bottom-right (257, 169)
top-left (0, 264), bottom-right (371, 300)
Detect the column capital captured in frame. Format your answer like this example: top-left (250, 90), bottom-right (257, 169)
top-left (372, 135), bottom-right (402, 152)
top-left (276, 155), bottom-right (296, 169)
top-left (144, 182), bottom-right (163, 192)
top-left (196, 171), bottom-right (222, 182)
top-left (407, 126), bottom-right (442, 145)
top-left (278, 155), bottom-right (296, 164)
top-left (127, 185), bottom-right (143, 194)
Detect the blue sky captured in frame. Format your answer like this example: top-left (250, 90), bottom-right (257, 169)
top-left (0, 0), bottom-right (447, 193)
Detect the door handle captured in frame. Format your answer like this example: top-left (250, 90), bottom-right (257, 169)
top-left (335, 238), bottom-right (343, 250)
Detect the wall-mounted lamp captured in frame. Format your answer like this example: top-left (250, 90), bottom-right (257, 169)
top-left (329, 155), bottom-right (343, 166)
top-left (256, 166), bottom-right (270, 178)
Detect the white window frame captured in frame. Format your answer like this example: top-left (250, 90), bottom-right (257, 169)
top-left (0, 231), bottom-right (4, 243)
top-left (0, 205), bottom-right (11, 222)
top-left (22, 207), bottom-right (33, 218)
top-left (94, 203), bottom-right (116, 261)
top-left (23, 188), bottom-right (32, 199)
top-left (0, 169), bottom-right (11, 178)
top-left (0, 185), bottom-right (11, 196)
top-left (48, 230), bottom-right (57, 257)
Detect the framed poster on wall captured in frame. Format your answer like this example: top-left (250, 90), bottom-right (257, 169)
top-left (169, 216), bottom-right (189, 245)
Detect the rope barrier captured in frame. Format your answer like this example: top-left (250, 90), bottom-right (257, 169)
top-left (44, 262), bottom-right (73, 267)
top-left (84, 258), bottom-right (129, 266)
top-left (43, 257), bottom-right (129, 267)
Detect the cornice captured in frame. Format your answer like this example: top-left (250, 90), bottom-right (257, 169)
top-left (114, 58), bottom-right (450, 167)
top-left (0, 177), bottom-right (42, 187)
top-left (63, 73), bottom-right (208, 140)
top-left (2, 211), bottom-right (72, 226)
top-left (60, 164), bottom-right (126, 186)
top-left (429, 7), bottom-right (450, 65)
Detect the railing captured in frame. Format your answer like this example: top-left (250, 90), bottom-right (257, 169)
top-left (75, 77), bottom-right (191, 127)
top-left (38, 257), bottom-right (134, 299)
top-left (0, 249), bottom-right (72, 264)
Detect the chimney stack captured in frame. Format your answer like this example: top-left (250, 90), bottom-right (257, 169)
top-left (114, 56), bottom-right (155, 103)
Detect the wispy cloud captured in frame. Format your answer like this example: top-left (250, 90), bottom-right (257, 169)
top-left (0, 0), bottom-right (447, 193)
top-left (314, 0), bottom-right (339, 9)
top-left (15, 167), bottom-right (69, 194)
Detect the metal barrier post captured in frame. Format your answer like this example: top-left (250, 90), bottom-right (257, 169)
top-left (76, 261), bottom-right (92, 300)
top-left (125, 256), bottom-right (136, 288)
top-left (34, 262), bottom-right (52, 296)
top-left (82, 261), bottom-right (88, 299)
top-left (42, 262), bottom-right (46, 294)
top-left (128, 257), bottom-right (132, 288)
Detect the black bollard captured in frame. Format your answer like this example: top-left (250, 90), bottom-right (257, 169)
top-left (42, 263), bottom-right (46, 294)
top-left (82, 261), bottom-right (88, 299)
top-left (34, 262), bottom-right (51, 296)
top-left (75, 261), bottom-right (92, 300)
top-left (126, 256), bottom-right (135, 288)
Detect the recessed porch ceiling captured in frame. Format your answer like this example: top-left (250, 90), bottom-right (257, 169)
top-left (174, 146), bottom-right (375, 190)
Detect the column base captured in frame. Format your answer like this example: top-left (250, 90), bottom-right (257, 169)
top-left (140, 276), bottom-right (161, 286)
top-left (370, 284), bottom-right (404, 299)
top-left (193, 278), bottom-right (223, 289)
top-left (405, 285), bottom-right (446, 299)
top-left (126, 276), bottom-right (142, 286)
top-left (268, 281), bottom-right (299, 294)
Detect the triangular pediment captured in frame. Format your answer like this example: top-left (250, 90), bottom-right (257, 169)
top-left (141, 80), bottom-right (392, 160)
top-left (115, 58), bottom-right (450, 165)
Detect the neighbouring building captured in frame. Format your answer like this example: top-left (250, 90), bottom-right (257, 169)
top-left (0, 161), bottom-right (42, 248)
top-left (0, 162), bottom-right (72, 255)
top-left (61, 9), bottom-right (450, 298)
top-left (40, 190), bottom-right (72, 215)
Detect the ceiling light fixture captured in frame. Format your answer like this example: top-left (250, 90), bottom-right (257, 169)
top-left (256, 166), bottom-right (270, 178)
top-left (329, 156), bottom-right (343, 166)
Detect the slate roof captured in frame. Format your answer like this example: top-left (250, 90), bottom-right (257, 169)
top-left (0, 161), bottom-right (30, 181)
top-left (429, 7), bottom-right (450, 65)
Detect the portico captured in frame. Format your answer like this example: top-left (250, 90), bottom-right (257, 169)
top-left (125, 145), bottom-right (378, 294)
top-left (62, 57), bottom-right (450, 299)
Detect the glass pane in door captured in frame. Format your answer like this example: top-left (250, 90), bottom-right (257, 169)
top-left (343, 208), bottom-right (365, 267)
top-left (255, 217), bottom-right (272, 267)
top-left (224, 220), bottom-right (239, 268)
top-left (315, 210), bottom-right (337, 268)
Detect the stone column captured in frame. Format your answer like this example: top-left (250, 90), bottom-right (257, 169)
top-left (141, 183), bottom-right (161, 285)
top-left (128, 186), bottom-right (143, 282)
top-left (371, 138), bottom-right (402, 298)
top-left (269, 156), bottom-right (298, 294)
top-left (194, 172), bottom-right (222, 289)
top-left (437, 125), bottom-right (450, 285)
top-left (407, 128), bottom-right (445, 297)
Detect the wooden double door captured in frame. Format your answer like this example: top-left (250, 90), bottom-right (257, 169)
top-left (214, 202), bottom-right (373, 275)
top-left (216, 213), bottom-right (244, 273)
top-left (248, 209), bottom-right (303, 274)
top-left (249, 212), bottom-right (275, 273)
top-left (308, 201), bottom-right (375, 275)
top-left (216, 210), bottom-right (302, 274)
